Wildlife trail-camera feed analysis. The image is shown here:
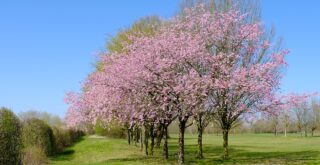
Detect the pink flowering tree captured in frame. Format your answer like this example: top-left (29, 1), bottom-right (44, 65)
top-left (64, 4), bottom-right (310, 164)
top-left (109, 5), bottom-right (286, 162)
top-left (64, 92), bottom-right (91, 130)
top-left (146, 5), bottom-right (290, 161)
top-left (173, 5), bottom-right (289, 160)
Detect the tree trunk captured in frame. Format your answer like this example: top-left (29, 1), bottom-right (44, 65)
top-left (178, 120), bottom-right (186, 164)
top-left (140, 128), bottom-right (143, 152)
top-left (127, 128), bottom-right (131, 145)
top-left (156, 124), bottom-right (164, 148)
top-left (149, 126), bottom-right (155, 156)
top-left (284, 127), bottom-right (287, 137)
top-left (223, 129), bottom-right (229, 160)
top-left (144, 126), bottom-right (149, 156)
top-left (131, 129), bottom-right (134, 143)
top-left (136, 128), bottom-right (140, 143)
top-left (133, 128), bottom-right (137, 146)
top-left (312, 129), bottom-right (314, 137)
top-left (197, 125), bottom-right (203, 159)
top-left (196, 114), bottom-right (203, 159)
top-left (163, 125), bottom-right (169, 160)
top-left (304, 128), bottom-right (307, 137)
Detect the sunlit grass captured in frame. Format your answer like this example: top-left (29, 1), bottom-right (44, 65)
top-left (50, 133), bottom-right (320, 165)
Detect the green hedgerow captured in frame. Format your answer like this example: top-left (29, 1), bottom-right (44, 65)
top-left (52, 127), bottom-right (72, 153)
top-left (21, 146), bottom-right (47, 165)
top-left (22, 119), bottom-right (55, 156)
top-left (0, 107), bottom-right (22, 165)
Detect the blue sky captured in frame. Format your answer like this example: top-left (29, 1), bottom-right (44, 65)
top-left (0, 1), bottom-right (319, 117)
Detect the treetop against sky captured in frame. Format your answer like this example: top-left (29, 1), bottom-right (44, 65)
top-left (0, 0), bottom-right (319, 116)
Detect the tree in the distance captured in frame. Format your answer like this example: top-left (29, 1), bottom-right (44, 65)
top-left (310, 98), bottom-right (320, 136)
top-left (281, 109), bottom-right (291, 137)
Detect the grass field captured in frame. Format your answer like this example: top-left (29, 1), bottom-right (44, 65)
top-left (50, 134), bottom-right (320, 165)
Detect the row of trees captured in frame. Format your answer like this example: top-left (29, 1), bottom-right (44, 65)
top-left (0, 108), bottom-right (84, 165)
top-left (82, 97), bottom-right (320, 139)
top-left (121, 97), bottom-right (319, 137)
top-left (64, 1), bottom-right (311, 164)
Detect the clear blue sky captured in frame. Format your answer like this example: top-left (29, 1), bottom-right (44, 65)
top-left (0, 1), bottom-right (319, 117)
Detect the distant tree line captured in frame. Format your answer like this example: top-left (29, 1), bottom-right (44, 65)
top-left (251, 98), bottom-right (320, 137)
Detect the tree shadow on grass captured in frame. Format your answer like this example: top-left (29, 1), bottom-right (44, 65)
top-left (102, 157), bottom-right (152, 164)
top-left (51, 137), bottom-right (320, 165)
top-left (169, 137), bottom-right (197, 140)
top-left (184, 144), bottom-right (320, 165)
top-left (124, 144), bottom-right (320, 165)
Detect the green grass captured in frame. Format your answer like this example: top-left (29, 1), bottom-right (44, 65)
top-left (50, 134), bottom-right (320, 165)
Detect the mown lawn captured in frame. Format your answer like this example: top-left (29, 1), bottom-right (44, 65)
top-left (50, 134), bottom-right (320, 165)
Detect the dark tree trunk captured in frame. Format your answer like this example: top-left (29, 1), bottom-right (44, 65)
top-left (133, 128), bottom-right (137, 146)
top-left (312, 129), bottom-right (314, 137)
top-left (127, 128), bottom-right (131, 145)
top-left (130, 128), bottom-right (134, 143)
top-left (144, 126), bottom-right (149, 156)
top-left (178, 120), bottom-right (186, 164)
top-left (163, 125), bottom-right (169, 160)
top-left (197, 123), bottom-right (203, 159)
top-left (140, 128), bottom-right (143, 152)
top-left (223, 129), bottom-right (229, 160)
top-left (156, 124), bottom-right (164, 148)
top-left (149, 125), bottom-right (155, 156)
top-left (136, 128), bottom-right (140, 143)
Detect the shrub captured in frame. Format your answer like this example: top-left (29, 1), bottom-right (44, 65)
top-left (21, 146), bottom-right (47, 165)
top-left (68, 129), bottom-right (85, 143)
top-left (72, 121), bottom-right (95, 135)
top-left (84, 122), bottom-right (95, 135)
top-left (52, 127), bottom-right (84, 154)
top-left (94, 119), bottom-right (106, 136)
top-left (95, 119), bottom-right (126, 138)
top-left (18, 110), bottom-right (64, 128)
top-left (52, 127), bottom-right (71, 153)
top-left (22, 119), bottom-right (55, 156)
top-left (0, 107), bottom-right (22, 165)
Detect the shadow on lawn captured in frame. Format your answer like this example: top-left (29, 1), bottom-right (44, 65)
top-left (186, 144), bottom-right (320, 165)
top-left (51, 136), bottom-right (320, 165)
top-left (51, 149), bottom-right (76, 161)
top-left (106, 144), bottom-right (320, 165)
top-left (50, 137), bottom-right (85, 161)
